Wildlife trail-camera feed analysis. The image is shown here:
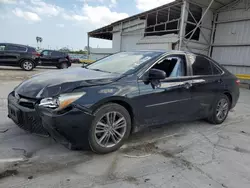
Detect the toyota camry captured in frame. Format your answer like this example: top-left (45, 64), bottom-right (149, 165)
top-left (8, 50), bottom-right (240, 154)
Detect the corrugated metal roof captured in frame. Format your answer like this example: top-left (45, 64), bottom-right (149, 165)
top-left (88, 0), bottom-right (237, 38)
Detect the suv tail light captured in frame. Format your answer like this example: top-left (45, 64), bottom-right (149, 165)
top-left (66, 55), bottom-right (71, 61)
top-left (32, 52), bottom-right (40, 57)
top-left (236, 79), bottom-right (240, 85)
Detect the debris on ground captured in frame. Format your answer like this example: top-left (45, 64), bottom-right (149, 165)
top-left (124, 176), bottom-right (138, 184)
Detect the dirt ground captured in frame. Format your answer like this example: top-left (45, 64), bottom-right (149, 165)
top-left (0, 65), bottom-right (250, 188)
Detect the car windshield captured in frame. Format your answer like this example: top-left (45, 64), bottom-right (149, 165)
top-left (86, 51), bottom-right (163, 74)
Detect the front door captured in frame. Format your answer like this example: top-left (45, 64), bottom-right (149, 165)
top-left (40, 50), bottom-right (53, 66)
top-left (136, 54), bottom-right (194, 127)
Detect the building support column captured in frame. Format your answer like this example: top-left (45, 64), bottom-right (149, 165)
top-left (87, 34), bottom-right (90, 59)
top-left (179, 0), bottom-right (188, 50)
top-left (120, 22), bottom-right (123, 52)
top-left (209, 13), bottom-right (217, 57)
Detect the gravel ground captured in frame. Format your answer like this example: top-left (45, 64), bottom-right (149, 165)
top-left (0, 64), bottom-right (82, 81)
top-left (0, 66), bottom-right (250, 188)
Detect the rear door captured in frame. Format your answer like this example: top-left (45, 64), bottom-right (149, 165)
top-left (0, 44), bottom-right (6, 65)
top-left (136, 53), bottom-right (195, 126)
top-left (188, 54), bottom-right (223, 118)
top-left (4, 44), bottom-right (27, 65)
top-left (51, 51), bottom-right (64, 66)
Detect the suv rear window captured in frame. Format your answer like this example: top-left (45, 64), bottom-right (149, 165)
top-left (6, 45), bottom-right (27, 52)
top-left (28, 47), bottom-right (37, 53)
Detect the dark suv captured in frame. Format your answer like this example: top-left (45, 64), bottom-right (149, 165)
top-left (37, 50), bottom-right (71, 69)
top-left (0, 43), bottom-right (39, 71)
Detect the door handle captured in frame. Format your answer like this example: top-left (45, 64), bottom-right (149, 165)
top-left (183, 82), bottom-right (192, 89)
top-left (217, 78), bottom-right (223, 83)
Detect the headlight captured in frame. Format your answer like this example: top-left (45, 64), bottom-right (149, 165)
top-left (39, 92), bottom-right (86, 110)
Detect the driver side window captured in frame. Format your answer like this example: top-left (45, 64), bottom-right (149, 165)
top-left (151, 55), bottom-right (186, 78)
top-left (42, 50), bottom-right (51, 56)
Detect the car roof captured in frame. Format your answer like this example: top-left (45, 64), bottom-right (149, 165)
top-left (125, 50), bottom-right (195, 55)
top-left (0, 43), bottom-right (35, 49)
top-left (42, 49), bottom-right (65, 53)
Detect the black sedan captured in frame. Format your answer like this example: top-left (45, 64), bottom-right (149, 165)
top-left (8, 51), bottom-right (240, 153)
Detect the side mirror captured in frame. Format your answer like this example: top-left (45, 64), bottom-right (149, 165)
top-left (148, 69), bottom-right (166, 80)
top-left (40, 53), bottom-right (43, 57)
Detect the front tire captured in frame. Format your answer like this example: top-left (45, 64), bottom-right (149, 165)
top-left (21, 60), bottom-right (34, 71)
top-left (207, 94), bottom-right (230, 124)
top-left (88, 103), bottom-right (131, 154)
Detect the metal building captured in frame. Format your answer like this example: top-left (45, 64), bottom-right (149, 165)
top-left (88, 0), bottom-right (250, 80)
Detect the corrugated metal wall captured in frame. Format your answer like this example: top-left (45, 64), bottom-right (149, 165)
top-left (212, 0), bottom-right (250, 75)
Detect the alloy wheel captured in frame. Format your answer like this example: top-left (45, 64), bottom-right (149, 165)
top-left (23, 61), bottom-right (33, 70)
top-left (94, 111), bottom-right (127, 148)
top-left (216, 98), bottom-right (229, 121)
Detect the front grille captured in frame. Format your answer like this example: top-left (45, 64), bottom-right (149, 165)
top-left (18, 96), bottom-right (36, 109)
top-left (26, 114), bottom-right (49, 136)
top-left (19, 101), bottom-right (35, 109)
top-left (9, 93), bottom-right (49, 136)
top-left (16, 111), bottom-right (49, 136)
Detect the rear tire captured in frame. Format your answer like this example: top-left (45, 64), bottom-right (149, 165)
top-left (207, 94), bottom-right (230, 124)
top-left (59, 62), bottom-right (68, 69)
top-left (88, 103), bottom-right (131, 154)
top-left (21, 60), bottom-right (34, 71)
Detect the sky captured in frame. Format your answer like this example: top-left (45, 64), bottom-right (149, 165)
top-left (0, 0), bottom-right (174, 50)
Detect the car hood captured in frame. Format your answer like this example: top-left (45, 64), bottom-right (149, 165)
top-left (15, 68), bottom-right (120, 98)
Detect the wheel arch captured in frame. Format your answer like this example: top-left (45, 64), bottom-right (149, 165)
top-left (91, 96), bottom-right (135, 132)
top-left (223, 91), bottom-right (232, 109)
top-left (18, 58), bottom-right (35, 66)
top-left (59, 58), bottom-right (70, 65)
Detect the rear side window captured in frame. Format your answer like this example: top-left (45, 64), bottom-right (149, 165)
top-left (210, 62), bottom-right (222, 75)
top-left (0, 44), bottom-right (6, 51)
top-left (192, 56), bottom-right (213, 76)
top-left (6, 45), bottom-right (27, 52)
top-left (52, 51), bottom-right (63, 57)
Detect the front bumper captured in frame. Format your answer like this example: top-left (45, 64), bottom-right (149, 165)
top-left (8, 92), bottom-right (94, 148)
top-left (38, 106), bottom-right (94, 147)
top-left (8, 93), bottom-right (49, 136)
